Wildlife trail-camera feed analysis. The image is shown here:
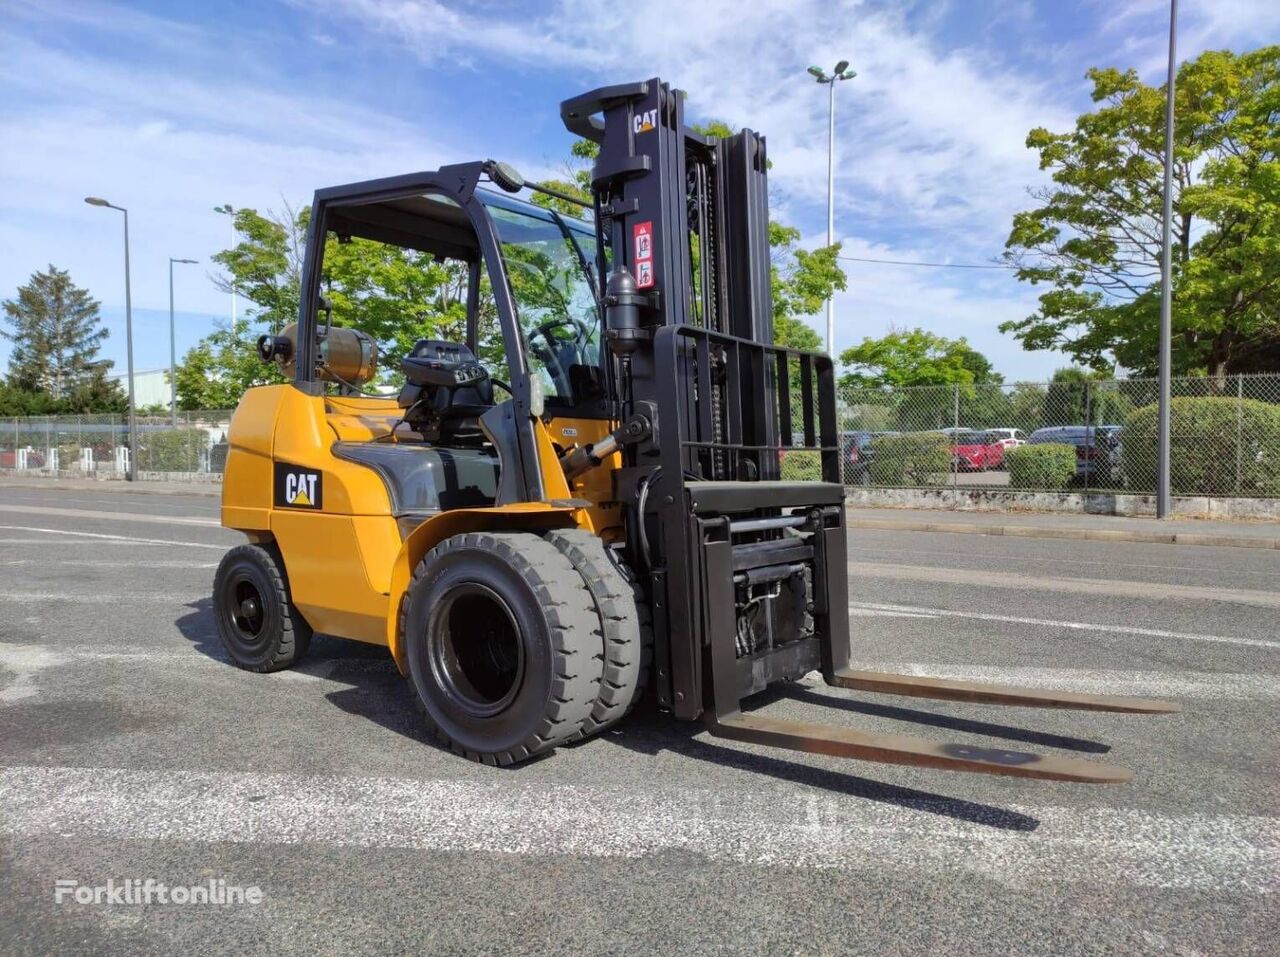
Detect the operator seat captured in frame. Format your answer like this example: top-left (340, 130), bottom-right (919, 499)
top-left (398, 339), bottom-right (495, 443)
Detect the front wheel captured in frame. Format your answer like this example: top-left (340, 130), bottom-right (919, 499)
top-left (401, 531), bottom-right (604, 765)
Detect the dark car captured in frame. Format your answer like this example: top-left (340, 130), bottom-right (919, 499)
top-left (840, 430), bottom-right (900, 485)
top-left (1027, 426), bottom-right (1122, 483)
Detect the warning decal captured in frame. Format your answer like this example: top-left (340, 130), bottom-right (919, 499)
top-left (633, 221), bottom-right (654, 289)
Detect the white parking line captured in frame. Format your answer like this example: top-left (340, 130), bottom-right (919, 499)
top-left (825, 665), bottom-right (1280, 700)
top-left (0, 503), bottom-right (219, 527)
top-left (0, 765), bottom-right (1273, 892)
top-left (849, 601), bottom-right (1280, 650)
top-left (0, 539), bottom-right (174, 546)
top-left (848, 560), bottom-right (1280, 609)
top-left (0, 525), bottom-right (227, 550)
top-left (8, 643), bottom-right (1267, 700)
top-left (1, 560), bottom-right (217, 568)
top-left (1, 593), bottom-right (201, 604)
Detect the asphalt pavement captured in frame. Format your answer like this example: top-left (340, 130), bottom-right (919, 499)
top-left (0, 484), bottom-right (1276, 956)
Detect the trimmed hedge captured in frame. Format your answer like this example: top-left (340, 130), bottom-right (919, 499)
top-left (868, 432), bottom-right (950, 486)
top-left (135, 428), bottom-right (208, 472)
top-left (1123, 397), bottom-right (1280, 497)
top-left (1006, 443), bottom-right (1076, 489)
top-left (780, 450), bottom-right (822, 482)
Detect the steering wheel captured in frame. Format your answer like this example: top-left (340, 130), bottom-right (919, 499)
top-left (534, 315), bottom-right (591, 345)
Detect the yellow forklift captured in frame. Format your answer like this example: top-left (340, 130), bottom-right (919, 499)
top-left (214, 78), bottom-right (1176, 776)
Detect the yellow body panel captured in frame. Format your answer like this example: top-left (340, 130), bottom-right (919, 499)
top-left (547, 416), bottom-right (623, 539)
top-left (270, 511), bottom-right (394, 644)
top-left (221, 384), bottom-right (591, 662)
top-left (325, 394), bottom-right (400, 443)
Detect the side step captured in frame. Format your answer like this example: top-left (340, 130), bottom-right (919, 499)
top-left (705, 713), bottom-right (1133, 783)
top-left (827, 668), bottom-right (1181, 714)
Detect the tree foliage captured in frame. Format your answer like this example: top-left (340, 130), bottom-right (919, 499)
top-left (174, 320), bottom-right (285, 410)
top-left (1003, 47), bottom-right (1280, 377)
top-left (2, 266), bottom-right (123, 411)
top-left (838, 327), bottom-right (1002, 389)
top-left (180, 205), bottom-right (476, 407)
top-left (1041, 367), bottom-right (1131, 426)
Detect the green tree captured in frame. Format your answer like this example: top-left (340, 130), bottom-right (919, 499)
top-left (1003, 47), bottom-right (1280, 377)
top-left (2, 265), bottom-right (120, 404)
top-left (181, 204), bottom-right (475, 405)
top-left (838, 327), bottom-right (1002, 388)
top-left (1041, 367), bottom-right (1131, 426)
top-left (175, 320), bottom-right (285, 410)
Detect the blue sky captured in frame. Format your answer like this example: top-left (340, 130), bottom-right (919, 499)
top-left (2, 0), bottom-right (1277, 382)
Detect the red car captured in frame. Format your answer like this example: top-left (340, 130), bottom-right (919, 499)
top-left (948, 430), bottom-right (1005, 471)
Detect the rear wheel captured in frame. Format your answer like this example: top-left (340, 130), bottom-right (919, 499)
top-left (213, 544), bottom-right (312, 672)
top-left (402, 532), bottom-right (603, 765)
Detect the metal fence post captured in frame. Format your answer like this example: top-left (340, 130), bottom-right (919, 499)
top-left (1235, 374), bottom-right (1244, 495)
top-left (951, 383), bottom-right (960, 508)
top-left (1084, 380), bottom-right (1092, 496)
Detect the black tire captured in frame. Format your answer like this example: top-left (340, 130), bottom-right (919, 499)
top-left (543, 529), bottom-right (652, 736)
top-left (401, 532), bottom-right (602, 765)
top-left (213, 543), bottom-right (312, 672)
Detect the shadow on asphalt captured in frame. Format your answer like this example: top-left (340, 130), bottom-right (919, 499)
top-left (601, 700), bottom-right (1041, 833)
top-left (781, 685), bottom-right (1112, 755)
top-left (174, 600), bottom-right (1038, 831)
top-left (175, 599), bottom-right (483, 757)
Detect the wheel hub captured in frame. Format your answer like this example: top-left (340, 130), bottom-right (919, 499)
top-left (226, 576), bottom-right (267, 642)
top-left (427, 582), bottom-right (525, 718)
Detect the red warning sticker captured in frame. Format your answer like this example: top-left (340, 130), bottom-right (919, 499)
top-left (633, 220), bottom-right (654, 288)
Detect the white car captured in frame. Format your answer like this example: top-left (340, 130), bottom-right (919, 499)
top-left (985, 428), bottom-right (1028, 449)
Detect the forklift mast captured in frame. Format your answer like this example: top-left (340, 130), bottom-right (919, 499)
top-left (561, 79), bottom-right (848, 723)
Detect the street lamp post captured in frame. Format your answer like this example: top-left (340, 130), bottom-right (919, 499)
top-left (84, 196), bottom-right (137, 481)
top-left (213, 203), bottom-right (237, 330)
top-left (807, 60), bottom-right (857, 357)
top-left (168, 257), bottom-right (198, 426)
top-left (1156, 0), bottom-right (1178, 518)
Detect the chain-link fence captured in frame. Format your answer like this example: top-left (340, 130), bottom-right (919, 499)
top-left (833, 373), bottom-right (1280, 498)
top-left (3, 374), bottom-right (1279, 498)
top-left (0, 411), bottom-right (234, 476)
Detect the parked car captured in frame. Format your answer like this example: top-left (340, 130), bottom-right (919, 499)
top-left (985, 428), bottom-right (1028, 449)
top-left (840, 430), bottom-right (900, 485)
top-left (1026, 426), bottom-right (1122, 483)
top-left (948, 430), bottom-right (1006, 471)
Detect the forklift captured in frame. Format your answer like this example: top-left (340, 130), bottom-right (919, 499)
top-left (214, 78), bottom-right (1177, 778)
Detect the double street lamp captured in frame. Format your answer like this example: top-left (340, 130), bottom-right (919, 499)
top-left (169, 257), bottom-right (198, 426)
top-left (84, 196), bottom-right (138, 481)
top-left (807, 60), bottom-right (857, 357)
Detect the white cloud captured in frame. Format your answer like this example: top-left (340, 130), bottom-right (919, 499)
top-left (1096, 0), bottom-right (1280, 79)
top-left (4, 0), bottom-right (1274, 381)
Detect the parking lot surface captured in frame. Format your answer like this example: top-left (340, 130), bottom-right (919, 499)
top-left (1, 485), bottom-right (1276, 955)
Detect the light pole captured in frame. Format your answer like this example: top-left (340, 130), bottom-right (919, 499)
top-left (807, 60), bottom-right (857, 357)
top-left (213, 203), bottom-right (237, 330)
top-left (168, 257), bottom-right (198, 426)
top-left (85, 196), bottom-right (137, 481)
top-left (1156, 0), bottom-right (1178, 518)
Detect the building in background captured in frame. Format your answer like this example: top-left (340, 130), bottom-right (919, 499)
top-left (105, 368), bottom-right (169, 409)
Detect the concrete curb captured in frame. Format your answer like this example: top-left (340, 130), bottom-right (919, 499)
top-left (846, 516), bottom-right (1280, 550)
